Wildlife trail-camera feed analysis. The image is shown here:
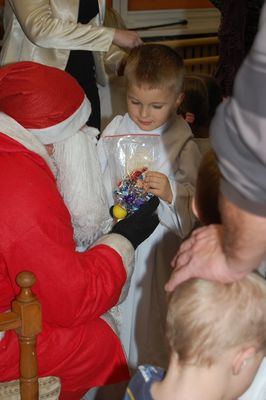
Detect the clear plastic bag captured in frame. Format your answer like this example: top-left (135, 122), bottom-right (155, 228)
top-left (102, 134), bottom-right (160, 215)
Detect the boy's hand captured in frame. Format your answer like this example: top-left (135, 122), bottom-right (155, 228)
top-left (144, 171), bottom-right (173, 203)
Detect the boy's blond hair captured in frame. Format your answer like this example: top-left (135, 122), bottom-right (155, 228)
top-left (124, 44), bottom-right (185, 94)
top-left (166, 273), bottom-right (266, 367)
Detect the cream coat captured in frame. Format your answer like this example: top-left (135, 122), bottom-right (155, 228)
top-left (98, 113), bottom-right (201, 368)
top-left (0, 0), bottom-right (116, 85)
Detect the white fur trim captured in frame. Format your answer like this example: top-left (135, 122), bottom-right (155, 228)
top-left (92, 233), bottom-right (135, 304)
top-left (96, 233), bottom-right (135, 334)
top-left (101, 307), bottom-right (121, 335)
top-left (29, 97), bottom-right (91, 144)
top-left (0, 112), bottom-right (56, 175)
top-left (52, 131), bottom-right (112, 247)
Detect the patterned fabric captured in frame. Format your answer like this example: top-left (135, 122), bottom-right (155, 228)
top-left (0, 376), bottom-right (61, 400)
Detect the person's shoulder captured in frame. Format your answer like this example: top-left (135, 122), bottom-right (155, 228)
top-left (166, 114), bottom-right (194, 142)
top-left (174, 114), bottom-right (193, 134)
top-left (101, 114), bottom-right (128, 136)
top-left (194, 137), bottom-right (211, 156)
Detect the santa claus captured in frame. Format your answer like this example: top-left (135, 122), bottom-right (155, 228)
top-left (0, 61), bottom-right (158, 399)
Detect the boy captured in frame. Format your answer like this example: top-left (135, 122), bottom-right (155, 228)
top-left (97, 44), bottom-right (201, 369)
top-left (124, 272), bottom-right (266, 400)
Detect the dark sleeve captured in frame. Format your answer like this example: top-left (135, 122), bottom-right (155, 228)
top-left (210, 2), bottom-right (266, 217)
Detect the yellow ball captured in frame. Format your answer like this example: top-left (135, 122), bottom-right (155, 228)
top-left (112, 204), bottom-right (128, 220)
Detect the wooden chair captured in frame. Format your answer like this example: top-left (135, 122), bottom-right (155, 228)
top-left (0, 271), bottom-right (61, 400)
top-left (154, 36), bottom-right (220, 75)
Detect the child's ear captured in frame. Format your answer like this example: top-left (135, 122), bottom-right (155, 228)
top-left (191, 197), bottom-right (199, 219)
top-left (232, 346), bottom-right (257, 375)
top-left (176, 92), bottom-right (184, 108)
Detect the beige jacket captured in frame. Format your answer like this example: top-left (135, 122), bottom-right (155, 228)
top-left (0, 0), bottom-right (119, 85)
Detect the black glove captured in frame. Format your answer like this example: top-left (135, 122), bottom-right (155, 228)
top-left (111, 196), bottom-right (160, 249)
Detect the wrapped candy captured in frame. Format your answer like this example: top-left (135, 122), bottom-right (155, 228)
top-left (102, 134), bottom-right (160, 219)
top-left (112, 167), bottom-right (154, 219)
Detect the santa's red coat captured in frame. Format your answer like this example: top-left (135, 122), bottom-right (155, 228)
top-left (0, 133), bottom-right (133, 399)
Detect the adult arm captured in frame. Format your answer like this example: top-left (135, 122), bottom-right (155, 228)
top-left (165, 195), bottom-right (266, 291)
top-left (210, 1), bottom-right (266, 265)
top-left (2, 150), bottom-right (135, 328)
top-left (211, 3), bottom-right (266, 217)
top-left (221, 194), bottom-right (266, 273)
top-left (10, 222), bottom-right (135, 328)
top-left (166, 3), bottom-right (266, 291)
top-left (8, 0), bottom-right (141, 52)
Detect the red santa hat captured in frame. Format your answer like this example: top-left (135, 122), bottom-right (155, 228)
top-left (0, 61), bottom-right (91, 144)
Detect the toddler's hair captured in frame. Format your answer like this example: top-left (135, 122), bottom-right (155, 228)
top-left (180, 74), bottom-right (209, 134)
top-left (199, 73), bottom-right (223, 120)
top-left (166, 273), bottom-right (266, 367)
top-left (124, 44), bottom-right (185, 94)
top-left (179, 73), bottom-right (222, 138)
top-left (195, 149), bottom-right (221, 225)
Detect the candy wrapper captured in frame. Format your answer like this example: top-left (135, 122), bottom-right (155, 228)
top-left (113, 166), bottom-right (154, 218)
top-left (102, 134), bottom-right (160, 219)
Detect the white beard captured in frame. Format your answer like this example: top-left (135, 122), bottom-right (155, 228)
top-left (52, 128), bottom-right (112, 249)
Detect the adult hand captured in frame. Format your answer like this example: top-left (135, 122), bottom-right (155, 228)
top-left (111, 196), bottom-right (159, 249)
top-left (113, 29), bottom-right (143, 49)
top-left (165, 224), bottom-right (246, 292)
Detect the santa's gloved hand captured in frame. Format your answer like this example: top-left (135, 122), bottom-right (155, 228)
top-left (111, 196), bottom-right (160, 249)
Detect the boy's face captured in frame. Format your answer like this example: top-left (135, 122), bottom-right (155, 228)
top-left (127, 83), bottom-right (183, 131)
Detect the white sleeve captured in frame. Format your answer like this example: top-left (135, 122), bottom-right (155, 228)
top-left (174, 138), bottom-right (201, 238)
top-left (97, 115), bottom-right (125, 207)
top-left (159, 138), bottom-right (201, 238)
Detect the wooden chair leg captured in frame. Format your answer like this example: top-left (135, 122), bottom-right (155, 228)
top-left (13, 272), bottom-right (42, 400)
